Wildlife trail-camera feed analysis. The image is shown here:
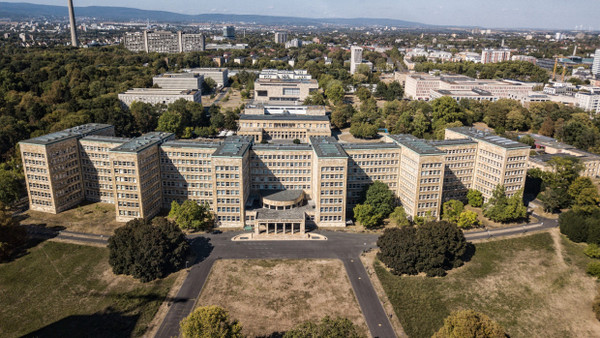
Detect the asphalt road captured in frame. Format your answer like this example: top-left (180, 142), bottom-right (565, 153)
top-left (155, 231), bottom-right (396, 338)
top-left (25, 213), bottom-right (559, 338)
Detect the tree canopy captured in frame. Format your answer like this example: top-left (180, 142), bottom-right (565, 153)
top-left (108, 217), bottom-right (190, 282)
top-left (168, 200), bottom-right (215, 231)
top-left (353, 181), bottom-right (395, 228)
top-left (377, 221), bottom-right (469, 277)
top-left (180, 305), bottom-right (243, 338)
top-left (433, 310), bottom-right (506, 338)
top-left (0, 204), bottom-right (27, 262)
top-left (483, 185), bottom-right (527, 223)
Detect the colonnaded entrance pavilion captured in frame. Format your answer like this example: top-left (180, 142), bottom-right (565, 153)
top-left (241, 190), bottom-right (324, 240)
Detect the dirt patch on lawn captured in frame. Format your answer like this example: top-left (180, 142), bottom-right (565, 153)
top-left (20, 202), bottom-right (122, 235)
top-left (196, 259), bottom-right (368, 337)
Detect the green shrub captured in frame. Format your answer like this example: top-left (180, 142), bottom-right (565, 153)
top-left (584, 244), bottom-right (600, 259)
top-left (586, 261), bottom-right (600, 278)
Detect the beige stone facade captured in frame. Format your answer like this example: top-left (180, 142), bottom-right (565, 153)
top-left (254, 78), bottom-right (318, 103)
top-left (238, 115), bottom-right (331, 142)
top-left (21, 124), bottom-right (529, 226)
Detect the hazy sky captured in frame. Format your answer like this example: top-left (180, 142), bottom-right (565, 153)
top-left (10, 0), bottom-right (600, 30)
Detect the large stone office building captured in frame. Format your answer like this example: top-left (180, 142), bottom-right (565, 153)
top-left (21, 123), bottom-right (529, 229)
top-left (254, 77), bottom-right (318, 103)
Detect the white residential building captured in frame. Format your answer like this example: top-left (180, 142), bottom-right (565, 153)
top-left (350, 46), bottom-right (363, 75)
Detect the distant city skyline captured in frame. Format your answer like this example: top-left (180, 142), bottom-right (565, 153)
top-left (5, 0), bottom-right (600, 30)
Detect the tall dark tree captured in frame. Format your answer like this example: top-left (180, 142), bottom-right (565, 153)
top-left (108, 217), bottom-right (190, 282)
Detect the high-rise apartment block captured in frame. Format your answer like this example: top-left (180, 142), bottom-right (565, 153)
top-left (21, 124), bottom-right (529, 227)
top-left (592, 48), bottom-right (600, 77)
top-left (223, 26), bottom-right (235, 39)
top-left (481, 48), bottom-right (511, 64)
top-left (274, 32), bottom-right (288, 44)
top-left (350, 46), bottom-right (363, 74)
top-left (124, 31), bottom-right (205, 53)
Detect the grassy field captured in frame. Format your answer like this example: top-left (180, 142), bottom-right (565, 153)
top-left (0, 241), bottom-right (179, 338)
top-left (375, 230), bottom-right (600, 338)
top-left (20, 202), bottom-right (122, 235)
top-left (196, 259), bottom-right (368, 337)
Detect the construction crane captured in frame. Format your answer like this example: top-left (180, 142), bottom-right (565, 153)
top-left (561, 62), bottom-right (567, 82)
top-left (552, 58), bottom-right (558, 81)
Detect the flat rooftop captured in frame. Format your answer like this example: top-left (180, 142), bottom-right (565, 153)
top-left (20, 123), bottom-right (113, 146)
top-left (120, 88), bottom-right (200, 95)
top-left (261, 189), bottom-right (303, 202)
top-left (388, 134), bottom-right (445, 155)
top-left (310, 137), bottom-right (348, 158)
top-left (447, 127), bottom-right (530, 149)
top-left (341, 143), bottom-right (400, 151)
top-left (80, 135), bottom-right (131, 144)
top-left (252, 143), bottom-right (313, 151)
top-left (212, 136), bottom-right (253, 157)
top-left (161, 140), bottom-right (220, 150)
top-left (432, 88), bottom-right (495, 97)
top-left (110, 132), bottom-right (174, 153)
top-left (428, 139), bottom-right (478, 148)
top-left (154, 72), bottom-right (201, 78)
top-left (255, 78), bottom-right (317, 84)
top-left (239, 114), bottom-right (329, 121)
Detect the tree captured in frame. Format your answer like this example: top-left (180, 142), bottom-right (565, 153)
top-left (0, 204), bottom-right (27, 262)
top-left (377, 221), bottom-right (469, 277)
top-left (442, 200), bottom-right (464, 224)
top-left (331, 104), bottom-right (354, 129)
top-left (202, 78), bottom-right (217, 94)
top-left (559, 210), bottom-right (592, 243)
top-left (353, 204), bottom-right (382, 229)
top-left (355, 86), bottom-right (372, 102)
top-left (168, 200), bottom-right (214, 231)
top-left (156, 111), bottom-right (183, 135)
top-left (390, 206), bottom-right (411, 227)
top-left (433, 310), bottom-right (506, 338)
top-left (180, 305), bottom-right (243, 338)
top-left (484, 185), bottom-right (527, 223)
top-left (130, 101), bottom-right (161, 133)
top-left (284, 316), bottom-right (364, 338)
top-left (457, 210), bottom-right (480, 229)
top-left (108, 217), bottom-right (190, 282)
top-left (325, 82), bottom-right (345, 104)
top-left (350, 122), bottom-right (378, 139)
top-left (466, 189), bottom-right (483, 208)
top-left (0, 169), bottom-right (23, 206)
top-left (364, 181), bottom-right (395, 217)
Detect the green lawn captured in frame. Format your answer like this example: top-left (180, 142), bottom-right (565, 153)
top-left (0, 241), bottom-right (179, 338)
top-left (375, 231), bottom-right (600, 338)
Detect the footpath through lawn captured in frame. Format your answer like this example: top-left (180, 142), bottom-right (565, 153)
top-left (0, 241), bottom-right (179, 337)
top-left (375, 231), bottom-right (600, 338)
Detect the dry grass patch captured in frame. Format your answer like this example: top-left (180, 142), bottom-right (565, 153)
top-left (375, 230), bottom-right (600, 338)
top-left (196, 259), bottom-right (367, 337)
top-left (21, 202), bottom-right (122, 235)
top-left (0, 241), bottom-right (180, 337)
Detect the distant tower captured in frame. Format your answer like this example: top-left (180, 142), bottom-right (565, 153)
top-left (67, 0), bottom-right (78, 47)
top-left (350, 46), bottom-right (363, 75)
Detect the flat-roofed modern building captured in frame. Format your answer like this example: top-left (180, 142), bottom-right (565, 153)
top-left (22, 125), bottom-right (529, 226)
top-left (528, 134), bottom-right (600, 178)
top-left (430, 88), bottom-right (498, 102)
top-left (118, 88), bottom-right (201, 107)
top-left (259, 69), bottom-right (312, 80)
top-left (243, 101), bottom-right (326, 116)
top-left (254, 78), bottom-right (318, 103)
top-left (184, 68), bottom-right (229, 87)
top-left (405, 73), bottom-right (538, 101)
top-left (238, 114), bottom-right (331, 142)
top-left (153, 73), bottom-right (204, 91)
